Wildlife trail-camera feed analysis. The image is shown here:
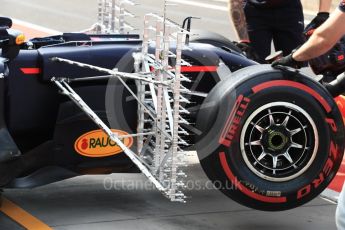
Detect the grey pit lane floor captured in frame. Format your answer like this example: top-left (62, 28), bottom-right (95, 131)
top-left (0, 154), bottom-right (338, 230)
top-left (0, 212), bottom-right (24, 230)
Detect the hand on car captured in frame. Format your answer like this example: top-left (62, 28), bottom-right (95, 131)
top-left (271, 53), bottom-right (304, 69)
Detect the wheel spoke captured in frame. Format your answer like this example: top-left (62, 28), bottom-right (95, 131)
top-left (291, 142), bottom-right (304, 149)
top-left (251, 122), bottom-right (265, 133)
top-left (272, 156), bottom-right (278, 169)
top-left (281, 110), bottom-right (292, 127)
top-left (257, 151), bottom-right (267, 161)
top-left (268, 109), bottom-right (275, 126)
top-left (247, 140), bottom-right (261, 146)
top-left (283, 152), bottom-right (294, 163)
top-left (289, 127), bottom-right (302, 136)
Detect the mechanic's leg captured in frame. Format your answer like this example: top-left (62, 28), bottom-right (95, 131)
top-left (273, 29), bottom-right (305, 56)
top-left (272, 6), bottom-right (305, 56)
top-left (244, 4), bottom-right (274, 63)
top-left (247, 29), bottom-right (273, 63)
top-left (337, 183), bottom-right (345, 230)
top-left (0, 75), bottom-right (20, 163)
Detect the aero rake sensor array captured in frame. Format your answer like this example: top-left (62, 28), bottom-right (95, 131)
top-left (51, 0), bottom-right (194, 203)
top-left (82, 0), bottom-right (137, 34)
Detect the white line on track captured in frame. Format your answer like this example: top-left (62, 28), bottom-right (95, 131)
top-left (11, 18), bottom-right (61, 35)
top-left (321, 188), bottom-right (340, 203)
top-left (210, 0), bottom-right (228, 2)
top-left (169, 0), bottom-right (228, 11)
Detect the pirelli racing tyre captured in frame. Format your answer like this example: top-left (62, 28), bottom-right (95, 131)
top-left (196, 65), bottom-right (345, 211)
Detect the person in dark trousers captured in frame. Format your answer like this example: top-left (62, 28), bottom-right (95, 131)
top-left (229, 0), bottom-right (332, 63)
top-left (272, 2), bottom-right (345, 229)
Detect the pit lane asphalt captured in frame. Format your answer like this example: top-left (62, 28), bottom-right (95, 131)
top-left (1, 154), bottom-right (338, 230)
top-left (0, 0), bottom-right (338, 229)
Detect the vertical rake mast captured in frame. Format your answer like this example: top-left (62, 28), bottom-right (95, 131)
top-left (135, 7), bottom-right (193, 201)
top-left (94, 0), bottom-right (136, 34)
top-left (51, 0), bottom-right (193, 203)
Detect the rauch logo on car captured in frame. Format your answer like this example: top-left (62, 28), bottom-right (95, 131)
top-left (74, 129), bottom-right (133, 157)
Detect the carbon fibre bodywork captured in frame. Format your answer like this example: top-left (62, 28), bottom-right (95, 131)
top-left (3, 33), bottom-right (255, 188)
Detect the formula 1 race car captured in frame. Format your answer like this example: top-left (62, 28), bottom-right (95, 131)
top-left (0, 0), bottom-right (345, 212)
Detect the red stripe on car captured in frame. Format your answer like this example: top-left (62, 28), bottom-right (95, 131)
top-left (150, 66), bottom-right (217, 73)
top-left (20, 68), bottom-right (41, 75)
top-left (180, 66), bottom-right (217, 72)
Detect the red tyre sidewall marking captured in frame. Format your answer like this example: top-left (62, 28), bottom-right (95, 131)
top-left (218, 80), bottom-right (338, 203)
top-left (219, 152), bottom-right (287, 203)
top-left (251, 80), bottom-right (332, 113)
top-left (253, 80), bottom-right (342, 196)
top-left (253, 80), bottom-right (342, 200)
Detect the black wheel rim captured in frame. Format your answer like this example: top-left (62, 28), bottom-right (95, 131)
top-left (240, 102), bottom-right (319, 182)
